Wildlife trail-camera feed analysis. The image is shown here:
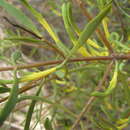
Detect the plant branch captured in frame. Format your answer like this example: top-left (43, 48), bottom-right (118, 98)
top-left (3, 17), bottom-right (65, 58)
top-left (71, 61), bottom-right (114, 129)
top-left (0, 76), bottom-right (57, 104)
top-left (0, 54), bottom-right (130, 72)
top-left (3, 16), bottom-right (42, 39)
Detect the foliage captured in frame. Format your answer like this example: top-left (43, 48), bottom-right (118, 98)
top-left (0, 0), bottom-right (130, 129)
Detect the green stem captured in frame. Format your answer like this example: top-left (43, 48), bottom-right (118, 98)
top-left (24, 80), bottom-right (44, 130)
top-left (0, 69), bottom-right (19, 126)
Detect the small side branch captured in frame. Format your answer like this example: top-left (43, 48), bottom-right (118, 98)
top-left (71, 61), bottom-right (114, 129)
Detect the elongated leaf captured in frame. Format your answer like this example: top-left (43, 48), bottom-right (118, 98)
top-left (0, 67), bottom-right (58, 84)
top-left (0, 86), bottom-right (10, 93)
top-left (0, 0), bottom-right (41, 37)
top-left (20, 67), bottom-right (57, 82)
top-left (91, 61), bottom-right (118, 97)
top-left (71, 3), bottom-right (111, 55)
top-left (0, 70), bottom-right (19, 126)
top-left (66, 2), bottom-right (101, 49)
top-left (62, 3), bottom-right (91, 57)
top-left (19, 0), bottom-right (69, 55)
top-left (63, 3), bottom-right (111, 63)
top-left (102, 18), bottom-right (110, 38)
top-left (18, 96), bottom-right (53, 104)
top-left (5, 37), bottom-right (42, 43)
top-left (24, 80), bottom-right (44, 130)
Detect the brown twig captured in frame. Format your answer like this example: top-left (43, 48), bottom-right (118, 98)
top-left (42, 39), bottom-right (65, 58)
top-left (71, 61), bottom-right (114, 129)
top-left (3, 16), bottom-right (42, 39)
top-left (21, 40), bottom-right (65, 58)
top-left (21, 42), bottom-right (55, 51)
top-left (0, 80), bottom-right (38, 103)
top-left (3, 17), bottom-right (65, 58)
top-left (0, 76), bottom-right (57, 104)
top-left (0, 54), bottom-right (130, 72)
top-left (75, 0), bottom-right (114, 54)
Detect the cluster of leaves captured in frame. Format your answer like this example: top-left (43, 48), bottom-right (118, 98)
top-left (0, 0), bottom-right (130, 129)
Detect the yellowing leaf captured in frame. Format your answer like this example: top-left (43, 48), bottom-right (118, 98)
top-left (51, 8), bottom-right (61, 17)
top-left (64, 86), bottom-right (77, 93)
top-left (91, 61), bottom-right (118, 97)
top-left (105, 102), bottom-right (113, 110)
top-left (117, 123), bottom-right (128, 130)
top-left (87, 39), bottom-right (100, 49)
top-left (88, 46), bottom-right (101, 56)
top-left (128, 35), bottom-right (130, 40)
top-left (62, 3), bottom-right (92, 57)
top-left (100, 51), bottom-right (109, 56)
top-left (66, 3), bottom-right (112, 60)
top-left (116, 118), bottom-right (129, 125)
top-left (20, 0), bottom-right (69, 55)
top-left (78, 47), bottom-right (91, 57)
top-left (102, 18), bottom-right (110, 38)
top-left (55, 80), bottom-right (67, 85)
top-left (20, 67), bottom-right (56, 82)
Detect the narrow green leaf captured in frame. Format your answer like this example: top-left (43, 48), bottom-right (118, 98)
top-left (24, 80), bottom-right (44, 130)
top-left (91, 61), bottom-right (118, 97)
top-left (0, 70), bottom-right (19, 126)
top-left (70, 3), bottom-right (112, 55)
top-left (62, 3), bottom-right (77, 45)
top-left (19, 0), bottom-right (69, 56)
top-left (62, 2), bottom-right (91, 57)
top-left (5, 37), bottom-right (42, 43)
top-left (0, 0), bottom-right (41, 37)
top-left (18, 96), bottom-right (53, 104)
top-left (0, 86), bottom-right (10, 93)
top-left (62, 3), bottom-right (111, 64)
